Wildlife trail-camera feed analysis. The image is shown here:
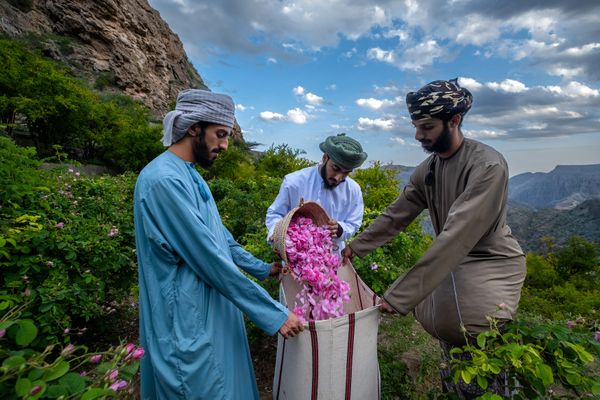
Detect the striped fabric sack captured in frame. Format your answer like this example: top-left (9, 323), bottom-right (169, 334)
top-left (273, 261), bottom-right (381, 400)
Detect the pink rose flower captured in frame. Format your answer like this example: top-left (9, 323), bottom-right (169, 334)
top-left (55, 222), bottom-right (65, 229)
top-left (90, 354), bottom-right (102, 364)
top-left (109, 380), bottom-right (128, 391)
top-left (132, 347), bottom-right (145, 359)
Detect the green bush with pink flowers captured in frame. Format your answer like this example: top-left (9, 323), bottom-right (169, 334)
top-left (1, 304), bottom-right (142, 399)
top-left (0, 136), bottom-right (137, 346)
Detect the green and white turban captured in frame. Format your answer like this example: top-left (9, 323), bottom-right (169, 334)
top-left (406, 79), bottom-right (473, 121)
top-left (319, 133), bottom-right (367, 170)
top-left (162, 89), bottom-right (235, 146)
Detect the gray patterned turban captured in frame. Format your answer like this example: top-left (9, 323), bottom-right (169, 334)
top-left (162, 89), bottom-right (235, 146)
top-left (406, 79), bottom-right (473, 121)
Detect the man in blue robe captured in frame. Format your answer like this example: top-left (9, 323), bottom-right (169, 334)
top-left (134, 89), bottom-right (304, 399)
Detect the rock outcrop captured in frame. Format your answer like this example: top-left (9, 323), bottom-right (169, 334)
top-left (0, 0), bottom-right (207, 116)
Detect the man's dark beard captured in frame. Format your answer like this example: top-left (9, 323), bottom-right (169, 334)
top-left (192, 133), bottom-right (214, 168)
top-left (423, 120), bottom-right (452, 154)
top-left (319, 161), bottom-right (336, 189)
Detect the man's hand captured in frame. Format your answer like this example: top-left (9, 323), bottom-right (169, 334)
top-left (268, 262), bottom-right (283, 277)
top-left (341, 245), bottom-right (355, 265)
top-left (327, 219), bottom-right (342, 238)
top-left (278, 312), bottom-right (304, 339)
top-left (379, 300), bottom-right (396, 314)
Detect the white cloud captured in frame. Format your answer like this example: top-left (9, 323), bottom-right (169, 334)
top-left (236, 104), bottom-right (248, 112)
top-left (287, 108), bottom-right (309, 124)
top-left (267, 57), bottom-right (277, 63)
top-left (384, 28), bottom-right (409, 41)
top-left (458, 77), bottom-right (483, 91)
top-left (259, 108), bottom-right (310, 124)
top-left (398, 40), bottom-right (444, 71)
top-left (367, 47), bottom-right (395, 64)
top-left (305, 92), bottom-right (324, 105)
top-left (389, 137), bottom-right (406, 145)
top-left (563, 81), bottom-right (600, 98)
top-left (357, 117), bottom-right (395, 131)
top-left (486, 79), bottom-right (528, 93)
top-left (463, 129), bottom-right (507, 139)
top-left (367, 40), bottom-right (444, 71)
top-left (563, 42), bottom-right (600, 56)
top-left (454, 14), bottom-right (501, 46)
top-left (356, 97), bottom-right (402, 111)
top-left (259, 111), bottom-right (285, 121)
top-left (293, 86), bottom-right (305, 96)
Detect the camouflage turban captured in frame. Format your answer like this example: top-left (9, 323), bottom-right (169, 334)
top-left (406, 79), bottom-right (473, 121)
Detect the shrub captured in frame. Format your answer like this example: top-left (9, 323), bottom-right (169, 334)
top-left (449, 313), bottom-right (600, 399)
top-left (0, 137), bottom-right (137, 346)
top-left (0, 304), bottom-right (142, 399)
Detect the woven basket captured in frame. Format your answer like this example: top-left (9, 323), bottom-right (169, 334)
top-left (272, 200), bottom-right (331, 266)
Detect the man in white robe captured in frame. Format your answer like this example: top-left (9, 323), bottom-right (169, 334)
top-left (266, 133), bottom-right (367, 251)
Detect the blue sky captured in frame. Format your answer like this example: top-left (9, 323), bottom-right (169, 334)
top-left (147, 0), bottom-right (600, 176)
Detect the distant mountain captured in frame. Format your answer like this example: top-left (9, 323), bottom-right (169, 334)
top-left (507, 198), bottom-right (600, 253)
top-left (508, 164), bottom-right (600, 210)
top-left (383, 163), bottom-right (600, 252)
top-left (382, 164), bottom-right (415, 186)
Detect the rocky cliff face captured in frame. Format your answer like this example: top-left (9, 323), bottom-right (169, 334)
top-left (0, 0), bottom-right (207, 116)
top-left (508, 164), bottom-right (600, 210)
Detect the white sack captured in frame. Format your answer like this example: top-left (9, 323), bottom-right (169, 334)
top-left (273, 262), bottom-right (381, 400)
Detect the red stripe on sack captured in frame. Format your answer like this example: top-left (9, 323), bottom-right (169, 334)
top-left (345, 313), bottom-right (356, 400)
top-left (275, 337), bottom-right (287, 400)
top-left (309, 321), bottom-right (319, 400)
top-left (354, 273), bottom-right (364, 310)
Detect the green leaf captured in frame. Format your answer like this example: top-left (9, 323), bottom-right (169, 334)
top-left (537, 363), bottom-right (554, 386)
top-left (3, 355), bottom-right (26, 369)
top-left (81, 388), bottom-right (115, 400)
top-left (477, 375), bottom-right (489, 390)
top-left (15, 377), bottom-right (32, 397)
top-left (591, 380), bottom-right (600, 395)
top-left (59, 372), bottom-right (86, 394)
top-left (43, 360), bottom-right (70, 381)
top-left (565, 372), bottom-right (581, 386)
top-left (118, 361), bottom-right (140, 380)
top-left (477, 333), bottom-right (487, 349)
top-left (46, 384), bottom-right (69, 398)
top-left (28, 368), bottom-right (45, 381)
top-left (15, 319), bottom-right (38, 345)
top-left (0, 320), bottom-right (15, 330)
top-left (460, 369), bottom-right (472, 384)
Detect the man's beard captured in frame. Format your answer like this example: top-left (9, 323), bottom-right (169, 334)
top-left (192, 134), bottom-right (215, 168)
top-left (422, 121), bottom-right (452, 154)
top-left (320, 161), bottom-right (337, 189)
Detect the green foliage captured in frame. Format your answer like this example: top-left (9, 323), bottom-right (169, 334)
top-left (555, 235), bottom-right (599, 278)
top-left (254, 144), bottom-right (314, 179)
top-left (0, 137), bottom-right (137, 346)
top-left (520, 236), bottom-right (600, 320)
top-left (0, 38), bottom-right (161, 172)
top-left (0, 304), bottom-right (142, 399)
top-left (450, 314), bottom-right (600, 399)
top-left (353, 161), bottom-right (401, 211)
top-left (93, 72), bottom-right (116, 91)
